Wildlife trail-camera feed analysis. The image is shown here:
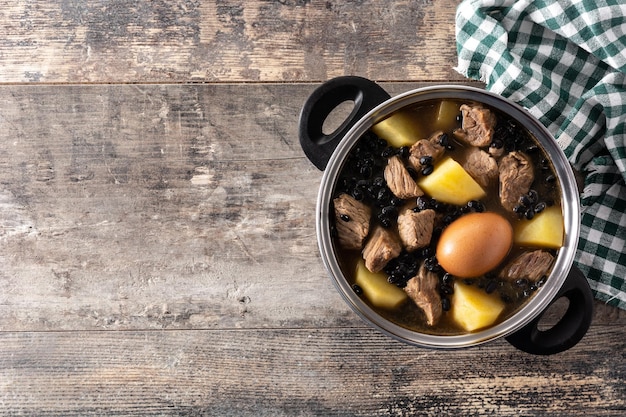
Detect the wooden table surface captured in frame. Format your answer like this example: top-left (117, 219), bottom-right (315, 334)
top-left (1, 1), bottom-right (624, 416)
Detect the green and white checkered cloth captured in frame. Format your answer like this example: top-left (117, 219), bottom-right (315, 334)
top-left (455, 0), bottom-right (626, 310)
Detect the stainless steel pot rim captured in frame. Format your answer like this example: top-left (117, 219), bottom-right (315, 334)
top-left (316, 85), bottom-right (581, 348)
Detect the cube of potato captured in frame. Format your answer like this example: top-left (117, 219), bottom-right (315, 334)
top-left (451, 282), bottom-right (505, 332)
top-left (434, 100), bottom-right (461, 131)
top-left (417, 157), bottom-right (486, 205)
top-left (514, 205), bottom-right (564, 249)
top-left (354, 259), bottom-right (408, 310)
top-left (371, 110), bottom-right (424, 148)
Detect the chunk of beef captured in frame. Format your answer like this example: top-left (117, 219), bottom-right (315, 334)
top-left (499, 151), bottom-right (535, 211)
top-left (499, 250), bottom-right (555, 282)
top-left (397, 207), bottom-right (436, 252)
top-left (463, 146), bottom-right (499, 188)
top-left (362, 225), bottom-right (402, 273)
top-left (408, 131), bottom-right (446, 170)
top-left (404, 262), bottom-right (442, 326)
top-left (333, 193), bottom-right (371, 250)
top-left (384, 155), bottom-right (424, 199)
top-left (453, 104), bottom-right (496, 147)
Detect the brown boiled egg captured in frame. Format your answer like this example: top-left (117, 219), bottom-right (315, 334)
top-left (436, 212), bottom-right (513, 278)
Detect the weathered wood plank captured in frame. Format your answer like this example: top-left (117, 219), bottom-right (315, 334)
top-left (0, 327), bottom-right (624, 416)
top-left (0, 83), bottom-right (624, 335)
top-left (0, 0), bottom-right (465, 84)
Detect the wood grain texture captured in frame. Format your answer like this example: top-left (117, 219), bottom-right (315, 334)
top-left (1, 0), bottom-right (625, 412)
top-left (0, 0), bottom-right (465, 84)
top-left (1, 327), bottom-right (624, 416)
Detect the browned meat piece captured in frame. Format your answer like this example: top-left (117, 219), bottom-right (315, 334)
top-left (499, 151), bottom-right (535, 211)
top-left (404, 262), bottom-right (442, 326)
top-left (333, 193), bottom-right (371, 250)
top-left (397, 207), bottom-right (436, 252)
top-left (408, 131), bottom-right (446, 170)
top-left (453, 104), bottom-right (496, 147)
top-left (463, 147), bottom-right (499, 188)
top-left (499, 250), bottom-right (555, 282)
top-left (384, 155), bottom-right (424, 199)
top-left (362, 225), bottom-right (402, 273)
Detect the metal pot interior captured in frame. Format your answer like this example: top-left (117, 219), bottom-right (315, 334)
top-left (316, 85), bottom-right (581, 348)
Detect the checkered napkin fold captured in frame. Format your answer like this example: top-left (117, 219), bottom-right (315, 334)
top-left (455, 0), bottom-right (626, 310)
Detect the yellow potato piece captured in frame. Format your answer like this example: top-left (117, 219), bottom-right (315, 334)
top-left (371, 110), bottom-right (425, 148)
top-left (434, 100), bottom-right (461, 131)
top-left (417, 157), bottom-right (486, 205)
top-left (514, 205), bottom-right (564, 249)
top-left (355, 259), bottom-right (408, 310)
top-left (451, 282), bottom-right (505, 332)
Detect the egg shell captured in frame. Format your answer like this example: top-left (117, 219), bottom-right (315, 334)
top-left (437, 212), bottom-right (513, 278)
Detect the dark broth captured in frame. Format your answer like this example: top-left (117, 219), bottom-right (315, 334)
top-left (332, 99), bottom-right (562, 335)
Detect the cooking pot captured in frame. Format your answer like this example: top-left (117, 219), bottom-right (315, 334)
top-left (298, 76), bottom-right (594, 355)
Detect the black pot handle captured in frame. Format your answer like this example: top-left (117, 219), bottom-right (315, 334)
top-left (298, 76), bottom-right (391, 170)
top-left (505, 266), bottom-right (594, 355)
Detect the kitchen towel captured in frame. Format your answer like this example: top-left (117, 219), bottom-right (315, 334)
top-left (455, 0), bottom-right (626, 309)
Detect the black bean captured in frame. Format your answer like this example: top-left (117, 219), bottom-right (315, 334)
top-left (373, 177), bottom-right (385, 187)
top-left (424, 257), bottom-right (440, 272)
top-left (528, 189), bottom-right (538, 204)
top-left (352, 284), bottom-right (363, 295)
top-left (519, 195), bottom-right (531, 207)
top-left (381, 146), bottom-right (395, 158)
top-left (485, 280), bottom-right (498, 294)
top-left (441, 297), bottom-right (451, 312)
top-left (440, 284), bottom-right (454, 296)
top-left (377, 187), bottom-right (390, 202)
top-left (416, 196), bottom-right (430, 211)
top-left (390, 197), bottom-right (404, 207)
top-left (537, 275), bottom-right (547, 287)
top-left (490, 139), bottom-right (504, 149)
top-left (419, 155), bottom-right (433, 166)
top-left (534, 201), bottom-right (546, 213)
top-left (525, 208), bottom-right (535, 220)
top-left (464, 278), bottom-right (475, 285)
top-left (545, 174), bottom-right (556, 183)
top-left (340, 214), bottom-right (350, 222)
top-left (399, 146), bottom-right (410, 159)
top-left (515, 278), bottom-right (529, 287)
top-left (432, 200), bottom-right (445, 212)
top-left (381, 205), bottom-right (398, 217)
top-left (351, 188), bottom-right (364, 201)
top-left (467, 200), bottom-right (485, 212)
top-left (442, 273), bottom-right (454, 285)
top-left (445, 144), bottom-right (455, 151)
top-left (407, 166), bottom-right (419, 179)
top-left (421, 165), bottom-right (434, 176)
top-left (439, 133), bottom-right (450, 147)
top-left (360, 165), bottom-right (372, 178)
